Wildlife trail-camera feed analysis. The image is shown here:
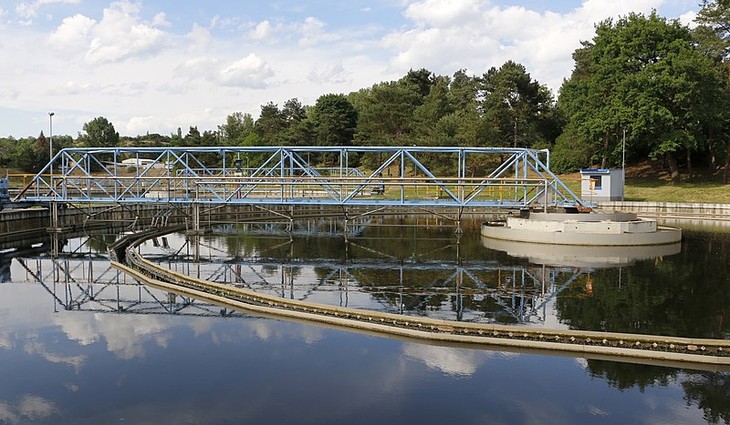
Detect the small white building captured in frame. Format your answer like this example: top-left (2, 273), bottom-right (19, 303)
top-left (121, 158), bottom-right (159, 169)
top-left (580, 168), bottom-right (624, 202)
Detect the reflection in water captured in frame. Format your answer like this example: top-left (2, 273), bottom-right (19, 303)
top-left (0, 395), bottom-right (57, 425)
top-left (1, 220), bottom-right (730, 424)
top-left (402, 343), bottom-right (511, 377)
top-left (147, 231), bottom-right (584, 326)
top-left (481, 236), bottom-right (682, 268)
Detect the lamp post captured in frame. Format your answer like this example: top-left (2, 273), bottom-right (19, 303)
top-left (49, 112), bottom-right (55, 176)
top-left (621, 128), bottom-right (626, 202)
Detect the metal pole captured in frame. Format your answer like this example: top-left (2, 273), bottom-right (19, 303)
top-left (49, 112), bottom-right (55, 177)
top-left (622, 128), bottom-right (626, 202)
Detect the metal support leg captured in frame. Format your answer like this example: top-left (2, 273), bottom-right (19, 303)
top-left (49, 201), bottom-right (61, 257)
top-left (192, 203), bottom-right (200, 234)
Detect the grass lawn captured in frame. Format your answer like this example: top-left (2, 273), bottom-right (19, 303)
top-left (559, 161), bottom-right (730, 204)
top-left (623, 178), bottom-right (730, 204)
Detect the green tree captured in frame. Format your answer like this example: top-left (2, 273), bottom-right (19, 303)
top-left (77, 117), bottom-right (120, 148)
top-left (480, 61), bottom-right (557, 148)
top-left (312, 94), bottom-right (358, 147)
top-left (694, 0), bottom-right (730, 182)
top-left (449, 69), bottom-right (479, 112)
top-left (254, 102), bottom-right (285, 146)
top-left (400, 68), bottom-right (435, 99)
top-left (353, 81), bottom-right (421, 146)
top-left (279, 98), bottom-right (314, 146)
top-left (219, 112), bottom-right (255, 146)
top-left (17, 135), bottom-right (46, 172)
top-left (559, 12), bottom-right (727, 182)
top-left (695, 0), bottom-right (730, 61)
top-left (183, 126), bottom-right (202, 146)
top-left (413, 75), bottom-right (454, 145)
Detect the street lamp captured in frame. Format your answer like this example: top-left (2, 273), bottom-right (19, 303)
top-left (622, 128), bottom-right (626, 202)
top-left (49, 112), bottom-right (55, 176)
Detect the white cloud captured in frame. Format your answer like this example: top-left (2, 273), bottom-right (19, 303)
top-left (307, 62), bottom-right (351, 84)
top-left (185, 23), bottom-right (214, 50)
top-left (404, 0), bottom-right (484, 27)
top-left (15, 0), bottom-right (80, 21)
top-left (0, 87), bottom-right (20, 100)
top-left (219, 54), bottom-right (274, 88)
top-left (48, 13), bottom-right (95, 47)
top-left (85, 1), bottom-right (167, 63)
top-left (0, 0), bottom-right (701, 137)
top-left (175, 54), bottom-right (273, 88)
top-left (124, 115), bottom-right (162, 135)
top-left (383, 0), bottom-right (670, 91)
top-left (679, 10), bottom-right (697, 27)
top-left (297, 16), bottom-right (329, 47)
top-left (152, 11), bottom-right (170, 27)
top-left (250, 20), bottom-right (274, 40)
top-left (47, 0), bottom-right (169, 64)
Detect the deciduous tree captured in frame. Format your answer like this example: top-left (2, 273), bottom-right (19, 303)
top-left (78, 117), bottom-right (119, 148)
top-left (558, 12), bottom-right (727, 182)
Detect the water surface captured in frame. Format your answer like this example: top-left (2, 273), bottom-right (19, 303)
top-left (1, 217), bottom-right (728, 424)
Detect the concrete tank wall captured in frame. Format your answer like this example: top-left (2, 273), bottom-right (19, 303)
top-left (597, 201), bottom-right (730, 221)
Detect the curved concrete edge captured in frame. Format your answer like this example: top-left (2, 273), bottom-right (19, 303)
top-left (530, 211), bottom-right (638, 222)
top-left (481, 221), bottom-right (682, 246)
top-left (112, 231), bottom-right (730, 372)
top-left (119, 234), bottom-right (728, 347)
top-left (481, 236), bottom-right (682, 268)
top-left (112, 261), bottom-right (730, 371)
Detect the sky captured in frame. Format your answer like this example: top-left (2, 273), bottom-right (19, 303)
top-left (0, 0), bottom-right (700, 138)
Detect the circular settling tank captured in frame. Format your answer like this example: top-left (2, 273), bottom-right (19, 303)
top-left (481, 210), bottom-right (682, 246)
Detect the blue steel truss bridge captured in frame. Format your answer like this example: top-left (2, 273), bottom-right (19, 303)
top-left (18, 146), bottom-right (582, 212)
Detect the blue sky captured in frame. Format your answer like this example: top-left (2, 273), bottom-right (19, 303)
top-left (0, 0), bottom-right (700, 138)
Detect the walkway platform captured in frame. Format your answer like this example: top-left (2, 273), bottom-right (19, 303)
top-left (16, 146), bottom-right (583, 210)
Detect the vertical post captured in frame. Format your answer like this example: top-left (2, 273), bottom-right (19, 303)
top-left (622, 128), bottom-right (626, 202)
top-left (457, 149), bottom-right (463, 205)
top-left (192, 202), bottom-right (200, 234)
top-left (50, 201), bottom-right (60, 257)
top-left (48, 112), bottom-right (55, 178)
top-left (193, 234), bottom-right (200, 265)
top-left (342, 207), bottom-right (349, 243)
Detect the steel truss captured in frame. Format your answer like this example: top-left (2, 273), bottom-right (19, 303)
top-left (18, 146), bottom-right (583, 209)
top-left (15, 255), bottom-right (245, 317)
top-left (148, 233), bottom-right (585, 325)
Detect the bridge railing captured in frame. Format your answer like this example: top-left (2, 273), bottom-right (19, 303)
top-left (16, 146), bottom-right (584, 209)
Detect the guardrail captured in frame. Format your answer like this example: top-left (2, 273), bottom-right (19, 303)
top-left (17, 146), bottom-right (584, 209)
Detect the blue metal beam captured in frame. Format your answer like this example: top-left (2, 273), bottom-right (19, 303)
top-left (17, 146), bottom-right (584, 209)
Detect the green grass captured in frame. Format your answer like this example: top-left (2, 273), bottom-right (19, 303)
top-left (623, 178), bottom-right (730, 204)
top-left (559, 174), bottom-right (730, 204)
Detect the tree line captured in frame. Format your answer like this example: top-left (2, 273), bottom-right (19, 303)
top-left (1, 2), bottom-right (728, 183)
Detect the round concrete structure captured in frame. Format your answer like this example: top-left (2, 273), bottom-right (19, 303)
top-left (481, 236), bottom-right (681, 267)
top-left (481, 211), bottom-right (682, 246)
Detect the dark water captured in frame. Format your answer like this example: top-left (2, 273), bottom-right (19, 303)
top-left (1, 217), bottom-right (729, 424)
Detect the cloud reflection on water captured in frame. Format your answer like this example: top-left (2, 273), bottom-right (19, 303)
top-left (0, 395), bottom-right (57, 425)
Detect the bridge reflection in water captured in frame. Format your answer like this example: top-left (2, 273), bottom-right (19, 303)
top-left (14, 250), bottom-right (568, 325)
top-left (6, 236), bottom-right (246, 318)
top-left (129, 227), bottom-right (679, 326)
top-left (6, 218), bottom-right (679, 326)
